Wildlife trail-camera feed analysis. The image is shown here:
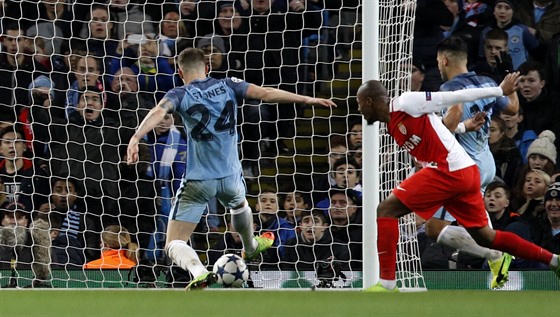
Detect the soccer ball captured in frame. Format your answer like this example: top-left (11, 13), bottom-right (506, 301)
top-left (212, 253), bottom-right (249, 288)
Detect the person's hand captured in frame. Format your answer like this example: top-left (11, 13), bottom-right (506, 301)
top-left (499, 72), bottom-right (520, 96)
top-left (495, 51), bottom-right (513, 76)
top-left (306, 97), bottom-right (337, 108)
top-left (464, 111), bottom-right (486, 132)
top-left (289, 0), bottom-right (305, 12)
top-left (238, 0), bottom-right (249, 10)
top-left (127, 136), bottom-right (140, 165)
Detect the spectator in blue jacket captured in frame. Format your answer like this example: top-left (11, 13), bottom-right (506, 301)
top-left (254, 189), bottom-right (296, 268)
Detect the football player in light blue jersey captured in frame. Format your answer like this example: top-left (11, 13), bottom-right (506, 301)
top-left (426, 37), bottom-right (519, 289)
top-left (127, 48), bottom-right (336, 289)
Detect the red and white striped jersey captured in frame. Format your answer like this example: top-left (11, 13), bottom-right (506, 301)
top-left (387, 91), bottom-right (483, 172)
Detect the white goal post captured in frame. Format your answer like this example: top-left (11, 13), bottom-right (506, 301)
top-left (362, 0), bottom-right (426, 291)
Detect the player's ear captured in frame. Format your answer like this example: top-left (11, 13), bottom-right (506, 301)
top-left (205, 64), bottom-right (209, 74)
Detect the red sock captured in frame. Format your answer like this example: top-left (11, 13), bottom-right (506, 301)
top-left (377, 217), bottom-right (399, 280)
top-left (491, 230), bottom-right (553, 264)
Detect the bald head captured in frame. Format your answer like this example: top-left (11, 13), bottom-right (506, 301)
top-left (357, 80), bottom-right (391, 124)
top-left (358, 80), bottom-right (387, 99)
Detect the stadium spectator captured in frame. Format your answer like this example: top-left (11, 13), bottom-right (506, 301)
top-left (478, 0), bottom-right (539, 71)
top-left (125, 48), bottom-right (335, 289)
top-left (109, 32), bottom-right (178, 102)
top-left (530, 182), bottom-right (560, 254)
top-left (483, 181), bottom-right (545, 268)
top-left (347, 116), bottom-right (362, 152)
top-left (45, 38), bottom-right (87, 114)
top-left (18, 75), bottom-right (56, 157)
top-left (66, 55), bottom-right (104, 117)
top-left (517, 61), bottom-right (560, 141)
top-left (0, 201), bottom-right (52, 287)
top-left (489, 116), bottom-right (523, 187)
top-left (326, 188), bottom-right (362, 269)
top-left (311, 135), bottom-right (348, 205)
top-left (470, 28), bottom-right (514, 84)
top-left (25, 0), bottom-right (72, 56)
top-left (0, 125), bottom-right (50, 211)
top-left (84, 225), bottom-right (138, 269)
top-left (281, 190), bottom-right (311, 225)
top-left (282, 209), bottom-right (350, 270)
top-left (499, 107), bottom-right (537, 164)
top-left (214, 1), bottom-right (247, 78)
top-left (178, 0), bottom-right (216, 38)
top-left (105, 0), bottom-right (155, 41)
top-left (315, 156), bottom-right (363, 211)
top-left (31, 86), bottom-right (130, 224)
top-left (254, 189), bottom-right (296, 266)
top-left (515, 169), bottom-right (551, 226)
top-left (79, 4), bottom-right (120, 75)
top-left (514, 0), bottom-right (560, 66)
top-left (43, 177), bottom-right (100, 267)
top-left (196, 35), bottom-right (228, 79)
top-left (105, 66), bottom-right (156, 133)
top-left (158, 8), bottom-right (187, 58)
top-left (0, 23), bottom-right (48, 118)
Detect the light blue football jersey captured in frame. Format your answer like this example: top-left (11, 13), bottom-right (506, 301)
top-left (441, 72), bottom-right (509, 190)
top-left (164, 77), bottom-right (250, 180)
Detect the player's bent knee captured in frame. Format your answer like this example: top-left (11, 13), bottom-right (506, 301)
top-left (425, 219), bottom-right (450, 240)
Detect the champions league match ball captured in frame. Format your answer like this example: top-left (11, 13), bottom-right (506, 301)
top-left (212, 254), bottom-right (249, 288)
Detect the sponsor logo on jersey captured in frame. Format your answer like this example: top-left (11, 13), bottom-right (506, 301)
top-left (231, 77), bottom-right (243, 83)
top-left (402, 134), bottom-right (421, 151)
top-left (398, 122), bottom-right (407, 135)
top-left (511, 35), bottom-right (520, 44)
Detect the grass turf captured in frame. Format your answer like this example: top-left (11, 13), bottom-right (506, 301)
top-left (0, 290), bottom-right (557, 317)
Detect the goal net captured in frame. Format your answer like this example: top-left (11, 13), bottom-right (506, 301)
top-left (0, 0), bottom-right (424, 290)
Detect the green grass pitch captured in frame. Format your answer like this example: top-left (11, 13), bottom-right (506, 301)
top-left (0, 290), bottom-right (557, 317)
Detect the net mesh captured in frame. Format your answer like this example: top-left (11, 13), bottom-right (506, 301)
top-left (0, 0), bottom-right (423, 289)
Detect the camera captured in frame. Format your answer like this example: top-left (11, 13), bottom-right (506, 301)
top-left (314, 257), bottom-right (346, 289)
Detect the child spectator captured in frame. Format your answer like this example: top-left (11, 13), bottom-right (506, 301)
top-left (254, 190), bottom-right (296, 267)
top-left (517, 61), bottom-right (560, 140)
top-left (84, 225), bottom-right (138, 269)
top-left (283, 209), bottom-right (350, 270)
top-left (281, 190), bottom-right (311, 225)
top-left (513, 169), bottom-right (551, 223)
top-left (499, 107), bottom-right (537, 164)
top-left (479, 0), bottom-right (539, 70)
top-left (489, 116), bottom-right (522, 187)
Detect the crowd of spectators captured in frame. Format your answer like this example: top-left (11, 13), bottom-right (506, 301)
top-left (0, 0), bottom-right (559, 287)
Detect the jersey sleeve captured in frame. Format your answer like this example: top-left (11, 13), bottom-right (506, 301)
top-left (224, 77), bottom-right (250, 99)
top-left (394, 87), bottom-right (503, 117)
top-left (162, 87), bottom-right (187, 112)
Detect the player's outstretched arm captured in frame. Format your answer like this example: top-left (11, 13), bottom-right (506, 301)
top-left (245, 84), bottom-right (336, 108)
top-left (127, 101), bottom-right (170, 164)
